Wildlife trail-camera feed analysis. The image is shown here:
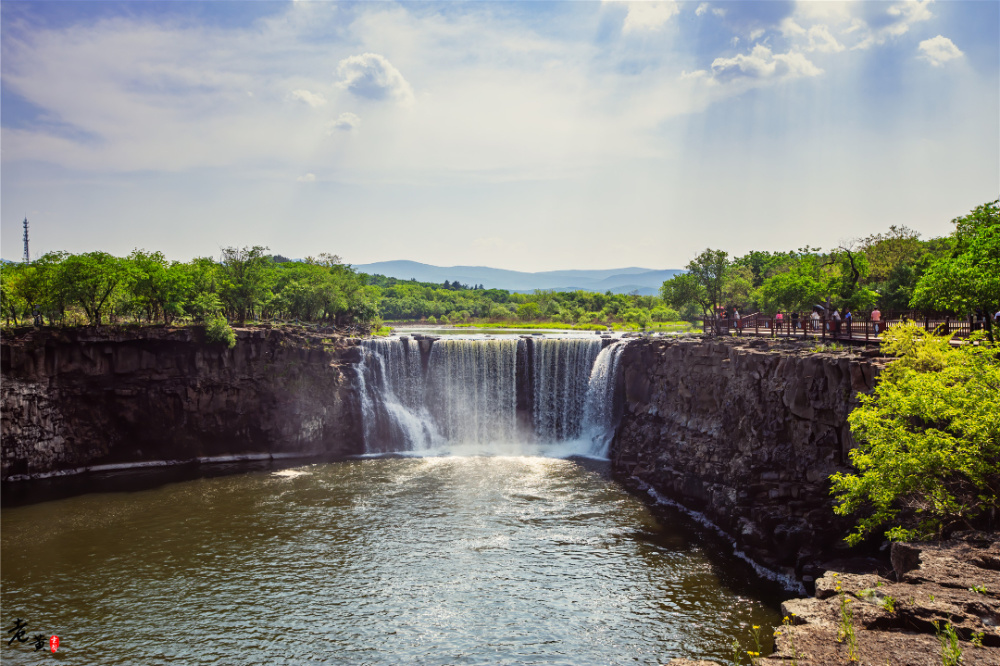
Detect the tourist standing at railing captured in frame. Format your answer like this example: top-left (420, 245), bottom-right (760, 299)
top-left (871, 308), bottom-right (881, 322)
top-left (733, 308), bottom-right (741, 335)
top-left (995, 309), bottom-right (1000, 326)
top-left (791, 311), bottom-right (799, 332)
top-left (871, 307), bottom-right (881, 334)
top-left (811, 310), bottom-right (820, 331)
top-left (832, 308), bottom-right (842, 337)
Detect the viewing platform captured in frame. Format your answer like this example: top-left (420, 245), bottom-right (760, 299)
top-left (700, 313), bottom-right (986, 345)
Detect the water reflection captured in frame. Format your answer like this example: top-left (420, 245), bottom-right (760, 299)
top-left (2, 457), bottom-right (780, 664)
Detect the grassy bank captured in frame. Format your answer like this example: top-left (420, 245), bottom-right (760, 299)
top-left (384, 319), bottom-right (699, 333)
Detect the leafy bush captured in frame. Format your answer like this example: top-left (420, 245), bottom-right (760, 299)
top-left (205, 315), bottom-right (236, 348)
top-left (831, 323), bottom-right (1000, 544)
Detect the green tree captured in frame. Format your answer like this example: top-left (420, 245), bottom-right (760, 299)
top-left (517, 302), bottom-right (541, 321)
top-left (56, 252), bottom-right (130, 325)
top-left (912, 199), bottom-right (1000, 341)
top-left (127, 250), bottom-right (191, 324)
top-left (218, 245), bottom-right (273, 324)
top-left (686, 248), bottom-right (729, 313)
top-left (756, 257), bottom-right (826, 313)
top-left (831, 323), bottom-right (1000, 545)
top-left (660, 273), bottom-right (710, 317)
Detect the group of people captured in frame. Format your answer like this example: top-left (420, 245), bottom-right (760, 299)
top-left (716, 306), bottom-right (885, 338)
top-left (716, 306), bottom-right (1000, 338)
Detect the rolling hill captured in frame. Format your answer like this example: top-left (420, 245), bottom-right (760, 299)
top-left (354, 261), bottom-right (683, 295)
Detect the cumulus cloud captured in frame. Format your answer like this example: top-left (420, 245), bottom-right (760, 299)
top-left (328, 112), bottom-right (361, 133)
top-left (711, 44), bottom-right (822, 81)
top-left (336, 53), bottom-right (414, 106)
top-left (853, 0), bottom-right (933, 49)
top-left (806, 25), bottom-right (845, 53)
top-left (290, 89), bottom-right (327, 107)
top-left (297, 173), bottom-right (316, 182)
top-left (918, 35), bottom-right (963, 66)
top-left (620, 1), bottom-right (679, 34)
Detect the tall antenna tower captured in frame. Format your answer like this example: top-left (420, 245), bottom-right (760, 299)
top-left (22, 217), bottom-right (30, 263)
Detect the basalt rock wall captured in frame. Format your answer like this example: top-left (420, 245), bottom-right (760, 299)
top-left (612, 337), bottom-right (886, 583)
top-left (1, 326), bottom-right (365, 480)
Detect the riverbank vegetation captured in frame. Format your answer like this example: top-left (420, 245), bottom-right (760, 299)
top-left (0, 250), bottom-right (687, 332)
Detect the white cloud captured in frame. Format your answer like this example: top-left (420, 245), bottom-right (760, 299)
top-left (328, 112), bottom-right (361, 133)
top-left (290, 89), bottom-right (327, 107)
top-left (711, 44), bottom-right (822, 82)
top-left (853, 0), bottom-right (934, 50)
top-left (695, 3), bottom-right (709, 17)
top-left (780, 18), bottom-right (806, 37)
top-left (621, 1), bottom-right (680, 34)
top-left (918, 35), bottom-right (963, 66)
top-left (336, 53), bottom-right (414, 106)
top-left (297, 173), bottom-right (316, 182)
top-left (807, 25), bottom-right (844, 53)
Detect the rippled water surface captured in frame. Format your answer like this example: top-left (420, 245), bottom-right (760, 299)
top-left (2, 456), bottom-right (779, 664)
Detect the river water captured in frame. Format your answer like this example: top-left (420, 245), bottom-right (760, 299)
top-left (2, 455), bottom-right (780, 664)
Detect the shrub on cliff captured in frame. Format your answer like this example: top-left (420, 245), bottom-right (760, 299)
top-left (205, 315), bottom-right (236, 348)
top-left (831, 323), bottom-right (1000, 545)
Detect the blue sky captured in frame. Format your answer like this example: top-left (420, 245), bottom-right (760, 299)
top-left (2, 1), bottom-right (997, 271)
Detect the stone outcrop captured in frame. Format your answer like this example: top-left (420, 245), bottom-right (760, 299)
top-left (766, 532), bottom-right (1000, 665)
top-left (611, 336), bottom-right (886, 583)
top-left (1, 326), bottom-right (365, 480)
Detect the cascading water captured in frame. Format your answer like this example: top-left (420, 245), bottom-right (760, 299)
top-left (530, 339), bottom-right (602, 442)
top-left (357, 336), bottom-right (628, 457)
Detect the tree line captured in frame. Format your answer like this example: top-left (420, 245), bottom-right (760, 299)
top-left (0, 246), bottom-right (378, 329)
top-left (365, 273), bottom-right (677, 328)
top-left (3, 198), bottom-right (994, 336)
top-left (660, 198), bottom-right (999, 339)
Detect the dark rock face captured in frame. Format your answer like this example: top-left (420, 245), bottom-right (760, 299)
top-left (611, 337), bottom-right (885, 581)
top-left (1, 326), bottom-right (365, 480)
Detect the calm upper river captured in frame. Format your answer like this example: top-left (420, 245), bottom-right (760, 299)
top-left (2, 456), bottom-right (780, 664)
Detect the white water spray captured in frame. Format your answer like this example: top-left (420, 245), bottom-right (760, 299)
top-left (358, 337), bottom-right (628, 457)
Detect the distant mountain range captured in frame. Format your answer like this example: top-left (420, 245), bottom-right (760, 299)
top-left (353, 260), bottom-right (683, 296)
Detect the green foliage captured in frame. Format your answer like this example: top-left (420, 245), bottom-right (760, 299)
top-left (57, 251), bottom-right (130, 325)
top-left (913, 199), bottom-right (1000, 341)
top-left (831, 323), bottom-right (1000, 545)
top-left (517, 302), bottom-right (541, 321)
top-left (934, 621), bottom-right (962, 666)
top-left (204, 315), bottom-right (236, 348)
top-left (755, 253), bottom-right (826, 313)
top-left (831, 574), bottom-right (859, 661)
top-left (218, 245), bottom-right (272, 324)
top-left (0, 247), bottom-right (376, 329)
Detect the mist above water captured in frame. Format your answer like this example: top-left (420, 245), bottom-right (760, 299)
top-left (357, 337), bottom-right (627, 458)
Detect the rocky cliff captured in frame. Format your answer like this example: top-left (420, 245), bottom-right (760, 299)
top-left (611, 336), bottom-right (886, 584)
top-left (1, 326), bottom-right (365, 480)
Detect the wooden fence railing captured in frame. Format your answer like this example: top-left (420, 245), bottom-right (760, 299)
top-left (701, 313), bottom-right (984, 342)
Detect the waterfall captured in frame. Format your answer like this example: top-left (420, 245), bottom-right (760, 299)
top-left (357, 337), bottom-right (627, 457)
top-left (530, 339), bottom-right (602, 442)
top-left (581, 340), bottom-right (628, 457)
